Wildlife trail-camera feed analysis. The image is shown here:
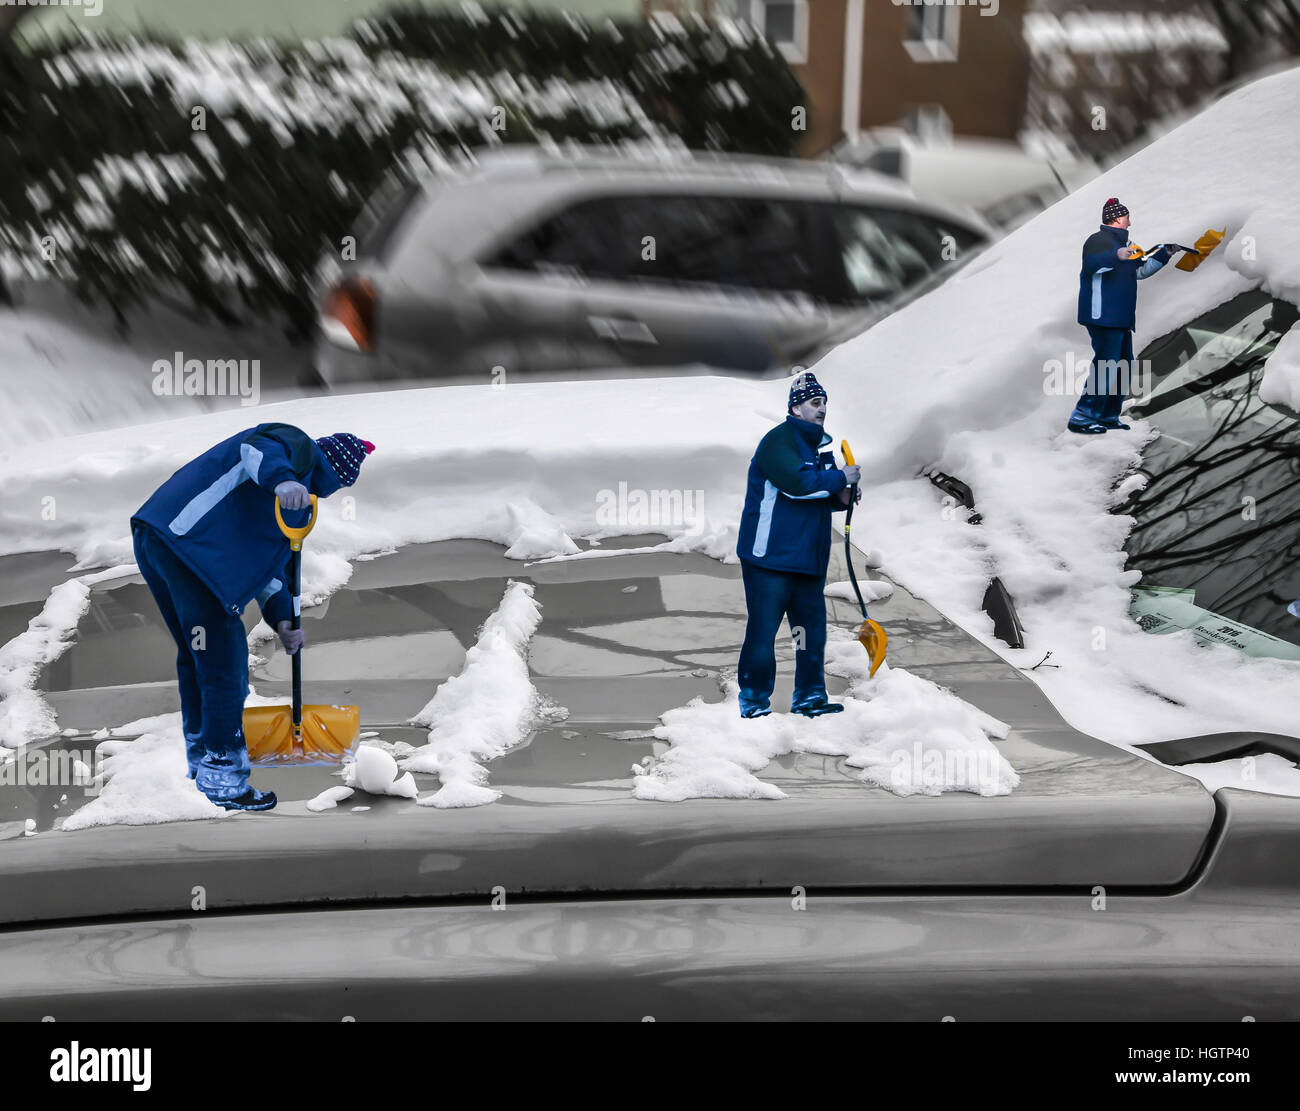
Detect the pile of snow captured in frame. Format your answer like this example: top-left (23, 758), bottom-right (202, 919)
top-left (0, 565), bottom-right (138, 750)
top-left (0, 376), bottom-right (755, 579)
top-left (633, 632), bottom-right (1015, 801)
top-left (502, 501), bottom-right (580, 560)
top-left (0, 308), bottom-right (203, 448)
top-left (307, 785), bottom-right (355, 812)
top-left (344, 745), bottom-right (417, 800)
top-left (1259, 326), bottom-right (1300, 412)
top-left (824, 579), bottom-right (893, 605)
top-left (404, 580), bottom-right (563, 808)
top-left (59, 713), bottom-right (224, 831)
top-left (0, 579), bottom-right (90, 750)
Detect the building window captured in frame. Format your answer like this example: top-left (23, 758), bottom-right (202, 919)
top-left (750, 0), bottom-right (809, 65)
top-left (1129, 61), bottom-right (1148, 97)
top-left (1051, 51), bottom-right (1076, 86)
top-left (1092, 55), bottom-right (1118, 86)
top-left (903, 2), bottom-right (960, 63)
top-left (1160, 53), bottom-right (1189, 85)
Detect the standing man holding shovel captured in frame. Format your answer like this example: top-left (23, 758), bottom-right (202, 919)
top-left (1068, 197), bottom-right (1179, 434)
top-left (735, 372), bottom-right (859, 719)
top-left (130, 424), bottom-right (374, 811)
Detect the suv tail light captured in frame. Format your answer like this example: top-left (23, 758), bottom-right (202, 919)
top-left (320, 278), bottom-right (376, 352)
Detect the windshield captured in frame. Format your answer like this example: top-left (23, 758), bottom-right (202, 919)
top-left (1124, 291), bottom-right (1300, 655)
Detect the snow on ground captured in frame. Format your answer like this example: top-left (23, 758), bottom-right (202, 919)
top-left (344, 745), bottom-right (417, 800)
top-left (0, 306), bottom-right (192, 448)
top-left (60, 712), bottom-right (225, 830)
top-left (633, 631), bottom-right (1016, 801)
top-left (825, 579), bottom-right (894, 605)
top-left (404, 580), bottom-right (566, 807)
top-left (3, 68), bottom-right (1300, 819)
top-left (0, 565), bottom-right (138, 750)
top-left (307, 785), bottom-right (355, 812)
top-left (0, 579), bottom-right (90, 751)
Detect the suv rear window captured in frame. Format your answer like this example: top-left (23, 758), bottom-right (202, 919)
top-left (822, 205), bottom-right (984, 303)
top-left (353, 180), bottom-right (425, 262)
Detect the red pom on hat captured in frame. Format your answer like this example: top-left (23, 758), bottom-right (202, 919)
top-left (361, 439), bottom-right (375, 454)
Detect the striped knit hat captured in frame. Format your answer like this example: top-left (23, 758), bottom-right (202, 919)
top-left (316, 433), bottom-right (375, 487)
top-left (1102, 197), bottom-right (1129, 223)
top-left (788, 370), bottom-right (828, 411)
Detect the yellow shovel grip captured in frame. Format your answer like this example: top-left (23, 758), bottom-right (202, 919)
top-left (274, 493), bottom-right (318, 552)
top-left (841, 440), bottom-right (856, 467)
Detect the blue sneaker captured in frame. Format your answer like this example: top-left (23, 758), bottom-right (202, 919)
top-left (1067, 420), bottom-right (1108, 435)
top-left (740, 705), bottom-right (772, 719)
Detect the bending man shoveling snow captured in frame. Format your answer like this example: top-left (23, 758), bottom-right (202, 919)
top-left (130, 424), bottom-right (374, 812)
top-left (735, 372), bottom-right (860, 719)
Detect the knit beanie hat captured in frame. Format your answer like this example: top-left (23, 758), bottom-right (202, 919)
top-left (316, 433), bottom-right (375, 487)
top-left (1102, 197), bottom-right (1129, 223)
top-left (788, 371), bottom-right (828, 412)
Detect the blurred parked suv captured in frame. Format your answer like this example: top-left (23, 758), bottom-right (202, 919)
top-left (314, 147), bottom-right (990, 384)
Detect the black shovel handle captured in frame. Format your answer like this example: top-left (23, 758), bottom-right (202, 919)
top-left (843, 485), bottom-right (869, 620)
top-left (290, 544), bottom-right (302, 729)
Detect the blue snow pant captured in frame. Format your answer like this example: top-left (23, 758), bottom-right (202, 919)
top-left (132, 524), bottom-right (253, 802)
top-left (737, 560), bottom-right (829, 716)
top-left (1070, 325), bottom-right (1133, 426)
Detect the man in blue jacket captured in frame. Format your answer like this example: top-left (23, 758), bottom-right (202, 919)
top-left (735, 373), bottom-right (859, 719)
top-left (1068, 197), bottom-right (1178, 434)
top-left (130, 424), bottom-right (374, 811)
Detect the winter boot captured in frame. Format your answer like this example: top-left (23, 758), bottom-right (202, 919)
top-left (196, 748), bottom-right (273, 810)
top-left (791, 695), bottom-right (845, 718)
top-left (213, 787), bottom-right (278, 812)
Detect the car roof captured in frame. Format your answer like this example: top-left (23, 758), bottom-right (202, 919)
top-left (376, 147), bottom-right (987, 271)
top-left (452, 143), bottom-right (921, 201)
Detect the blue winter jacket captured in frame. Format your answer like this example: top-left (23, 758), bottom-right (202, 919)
top-left (1077, 224), bottom-right (1173, 330)
top-left (737, 416), bottom-right (849, 577)
top-left (131, 424), bottom-right (344, 624)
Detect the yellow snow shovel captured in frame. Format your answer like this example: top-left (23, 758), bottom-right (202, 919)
top-left (1175, 227), bottom-right (1225, 272)
top-left (242, 494), bottom-right (360, 761)
top-left (839, 441), bottom-right (888, 678)
top-left (1127, 231), bottom-right (1224, 270)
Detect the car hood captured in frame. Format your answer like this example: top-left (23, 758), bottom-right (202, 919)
top-left (0, 539), bottom-right (1215, 926)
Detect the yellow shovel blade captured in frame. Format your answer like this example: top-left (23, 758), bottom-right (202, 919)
top-left (1175, 228), bottom-right (1225, 272)
top-left (242, 703), bottom-right (360, 761)
top-left (858, 618), bottom-right (888, 678)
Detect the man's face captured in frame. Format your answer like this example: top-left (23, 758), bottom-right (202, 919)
top-left (792, 395), bottom-right (827, 424)
top-left (1109, 213), bottom-right (1131, 230)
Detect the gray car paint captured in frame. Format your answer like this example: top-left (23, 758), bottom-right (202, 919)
top-left (0, 536), bottom-right (1219, 927)
top-left (0, 790), bottom-right (1294, 1021)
